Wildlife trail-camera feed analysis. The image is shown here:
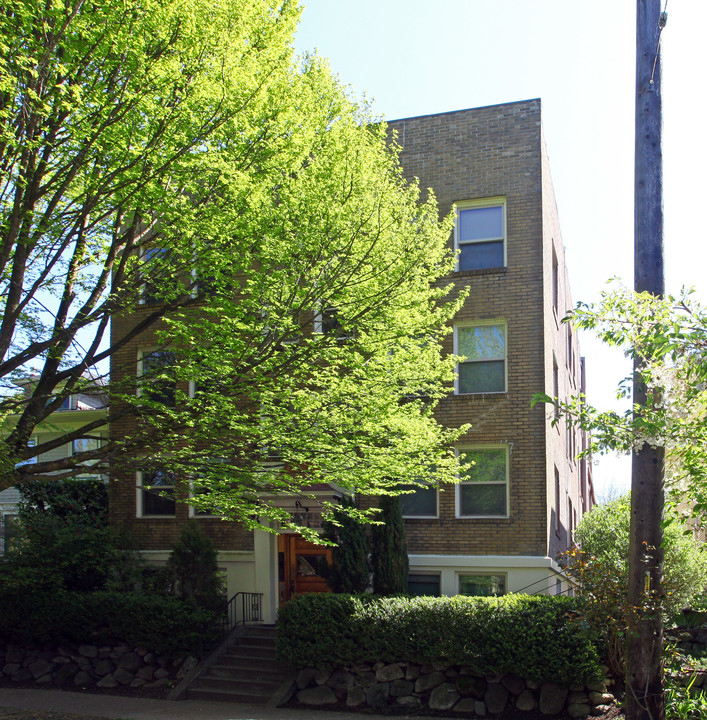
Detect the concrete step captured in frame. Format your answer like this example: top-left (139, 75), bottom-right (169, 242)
top-left (198, 675), bottom-right (283, 693)
top-left (186, 686), bottom-right (277, 704)
top-left (208, 663), bottom-right (285, 680)
top-left (219, 646), bottom-right (278, 661)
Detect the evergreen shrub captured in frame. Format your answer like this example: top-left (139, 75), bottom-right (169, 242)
top-left (276, 593), bottom-right (601, 684)
top-left (0, 587), bottom-right (217, 654)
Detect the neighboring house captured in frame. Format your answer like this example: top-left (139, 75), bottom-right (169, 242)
top-left (0, 378), bottom-right (108, 554)
top-left (108, 99), bottom-right (594, 623)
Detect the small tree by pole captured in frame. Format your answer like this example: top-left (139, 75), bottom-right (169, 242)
top-left (371, 495), bottom-right (409, 595)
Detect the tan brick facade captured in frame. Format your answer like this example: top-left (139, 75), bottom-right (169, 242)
top-left (387, 100), bottom-right (593, 591)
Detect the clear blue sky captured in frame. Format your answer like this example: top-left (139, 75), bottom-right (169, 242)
top-left (294, 0), bottom-right (705, 499)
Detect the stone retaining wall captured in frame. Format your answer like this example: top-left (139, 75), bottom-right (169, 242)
top-left (0, 641), bottom-right (195, 691)
top-left (290, 661), bottom-right (616, 717)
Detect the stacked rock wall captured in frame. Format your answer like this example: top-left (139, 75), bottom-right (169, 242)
top-left (291, 660), bottom-right (616, 717)
top-left (0, 641), bottom-right (195, 691)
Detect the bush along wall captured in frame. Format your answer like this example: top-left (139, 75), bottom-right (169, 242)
top-left (277, 594), bottom-right (614, 716)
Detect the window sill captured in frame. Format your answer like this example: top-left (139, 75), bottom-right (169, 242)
top-left (453, 267), bottom-right (508, 278)
top-left (454, 391), bottom-right (508, 398)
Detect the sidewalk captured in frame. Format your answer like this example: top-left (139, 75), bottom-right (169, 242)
top-left (0, 688), bottom-right (441, 720)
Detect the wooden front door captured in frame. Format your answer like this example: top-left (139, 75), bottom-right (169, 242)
top-left (278, 534), bottom-right (332, 604)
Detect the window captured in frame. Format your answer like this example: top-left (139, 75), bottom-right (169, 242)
top-left (400, 481), bottom-right (438, 518)
top-left (138, 468), bottom-right (176, 516)
top-left (456, 323), bottom-right (506, 394)
top-left (457, 447), bottom-right (508, 517)
top-left (552, 248), bottom-right (559, 315)
top-left (408, 573), bottom-right (441, 596)
top-left (455, 200), bottom-right (506, 271)
top-left (315, 307), bottom-right (352, 340)
top-left (1, 514), bottom-right (20, 555)
top-left (139, 350), bottom-right (176, 406)
top-left (459, 573), bottom-right (506, 597)
top-left (72, 436), bottom-right (102, 469)
top-left (140, 247), bottom-right (170, 305)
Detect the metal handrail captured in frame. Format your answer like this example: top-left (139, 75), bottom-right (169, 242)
top-left (202, 591), bottom-right (264, 656)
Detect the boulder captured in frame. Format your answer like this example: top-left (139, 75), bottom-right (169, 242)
top-left (97, 674), bottom-right (119, 688)
top-left (485, 682), bottom-right (509, 714)
top-left (366, 682), bottom-right (390, 708)
top-left (94, 659), bottom-right (115, 677)
top-left (356, 671), bottom-right (377, 688)
top-left (346, 685), bottom-right (366, 707)
top-left (539, 682), bottom-right (568, 715)
top-left (113, 667), bottom-right (134, 685)
top-left (390, 679), bottom-right (414, 697)
top-left (78, 645), bottom-right (98, 658)
top-left (568, 703), bottom-right (592, 717)
top-left (501, 673), bottom-right (526, 695)
top-left (73, 670), bottom-right (93, 686)
top-left (328, 670), bottom-right (355, 691)
top-left (453, 698), bottom-right (479, 713)
top-left (118, 652), bottom-right (143, 671)
top-left (414, 670), bottom-right (446, 693)
top-left (516, 689), bottom-right (536, 711)
top-left (376, 663), bottom-right (403, 682)
top-left (429, 682), bottom-right (460, 710)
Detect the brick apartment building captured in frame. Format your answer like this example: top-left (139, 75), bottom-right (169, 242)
top-left (388, 99), bottom-right (594, 600)
top-left (108, 99), bottom-right (594, 623)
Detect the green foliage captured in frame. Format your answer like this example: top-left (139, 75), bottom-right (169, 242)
top-left (563, 494), bottom-right (707, 675)
top-left (1, 0), bottom-right (469, 533)
top-left (0, 586), bottom-right (216, 654)
top-left (7, 479), bottom-right (142, 592)
top-left (17, 478), bottom-right (108, 528)
top-left (370, 495), bottom-right (409, 595)
top-left (167, 520), bottom-right (224, 610)
top-left (321, 496), bottom-right (370, 593)
top-left (532, 285), bottom-right (707, 519)
top-left (276, 593), bottom-right (601, 684)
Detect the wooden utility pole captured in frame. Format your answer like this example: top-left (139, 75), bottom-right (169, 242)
top-left (626, 2), bottom-right (665, 719)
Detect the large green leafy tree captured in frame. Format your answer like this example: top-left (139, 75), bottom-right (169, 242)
top-left (0, 0), bottom-right (467, 528)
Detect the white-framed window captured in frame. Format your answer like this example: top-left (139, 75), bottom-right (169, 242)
top-left (455, 199), bottom-right (506, 271)
top-left (72, 437), bottom-right (102, 456)
top-left (407, 573), bottom-right (441, 596)
top-left (456, 446), bottom-right (509, 518)
top-left (458, 572), bottom-right (506, 597)
top-left (314, 306), bottom-right (353, 340)
top-left (400, 480), bottom-right (438, 518)
top-left (455, 322), bottom-right (507, 394)
top-left (137, 468), bottom-right (176, 517)
top-left (139, 247), bottom-right (170, 305)
top-left (138, 349), bottom-right (176, 406)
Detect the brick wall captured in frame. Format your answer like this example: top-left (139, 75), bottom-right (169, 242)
top-left (386, 100), bottom-right (588, 560)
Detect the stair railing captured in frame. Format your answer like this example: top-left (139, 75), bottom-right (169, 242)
top-left (201, 591), bottom-right (264, 657)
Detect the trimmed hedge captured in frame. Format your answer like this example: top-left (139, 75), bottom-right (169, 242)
top-left (277, 593), bottom-right (601, 684)
top-left (0, 588), bottom-right (217, 654)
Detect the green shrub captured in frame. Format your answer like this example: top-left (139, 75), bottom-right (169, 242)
top-left (370, 495), bottom-right (408, 595)
top-left (276, 592), bottom-right (601, 684)
top-left (0, 587), bottom-right (217, 654)
top-left (167, 520), bottom-right (224, 610)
